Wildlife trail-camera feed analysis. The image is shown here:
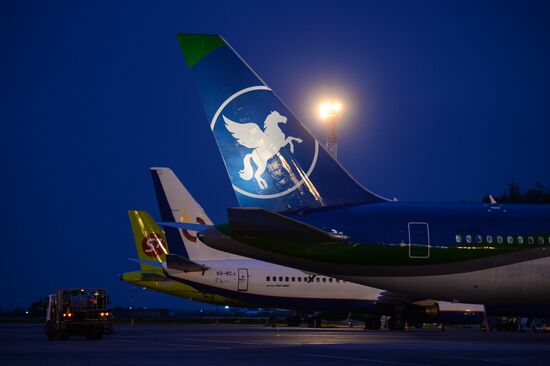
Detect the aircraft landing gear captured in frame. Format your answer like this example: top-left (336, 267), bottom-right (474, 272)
top-left (364, 316), bottom-right (382, 330)
top-left (286, 313), bottom-right (301, 327)
top-left (265, 315), bottom-right (277, 327)
top-left (308, 314), bottom-right (322, 328)
top-left (387, 316), bottom-right (406, 331)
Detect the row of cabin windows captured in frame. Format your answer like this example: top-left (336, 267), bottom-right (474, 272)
top-left (455, 234), bottom-right (550, 245)
top-left (265, 276), bottom-right (344, 283)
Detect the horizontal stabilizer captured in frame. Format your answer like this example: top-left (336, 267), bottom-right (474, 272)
top-left (159, 222), bottom-right (212, 231)
top-left (228, 207), bottom-right (347, 243)
top-left (376, 291), bottom-right (422, 304)
top-left (128, 258), bottom-right (163, 267)
top-left (138, 272), bottom-right (170, 282)
top-left (120, 271), bottom-right (169, 282)
top-left (166, 254), bottom-right (209, 273)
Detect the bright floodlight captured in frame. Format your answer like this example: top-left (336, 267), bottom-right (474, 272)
top-left (319, 101), bottom-right (342, 120)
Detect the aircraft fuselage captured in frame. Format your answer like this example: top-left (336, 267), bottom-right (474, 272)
top-left (202, 201), bottom-right (550, 307)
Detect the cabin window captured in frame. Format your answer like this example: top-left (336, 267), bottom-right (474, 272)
top-left (291, 277), bottom-right (295, 282)
top-left (316, 277), bottom-right (320, 283)
top-left (266, 276), bottom-right (270, 282)
top-left (297, 277), bottom-right (302, 282)
top-left (304, 277), bottom-right (309, 282)
top-left (507, 236), bottom-right (513, 244)
top-left (466, 235), bottom-right (472, 244)
top-left (496, 236), bottom-right (503, 244)
top-left (329, 278), bottom-right (333, 283)
top-left (486, 235), bottom-right (493, 244)
top-left (538, 236), bottom-right (544, 245)
top-left (476, 235), bottom-right (483, 244)
top-left (528, 236), bottom-right (534, 244)
top-left (322, 278), bottom-right (327, 283)
top-left (285, 277), bottom-right (289, 282)
top-left (279, 276), bottom-right (283, 282)
top-left (517, 236), bottom-right (524, 244)
top-left (455, 234), bottom-right (462, 243)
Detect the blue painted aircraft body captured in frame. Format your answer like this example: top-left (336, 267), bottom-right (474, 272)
top-left (174, 34), bottom-right (550, 313)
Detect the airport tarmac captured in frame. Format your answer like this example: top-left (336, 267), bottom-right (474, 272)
top-left (1, 324), bottom-right (550, 366)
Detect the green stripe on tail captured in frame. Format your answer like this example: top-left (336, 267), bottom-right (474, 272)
top-left (177, 33), bottom-right (225, 68)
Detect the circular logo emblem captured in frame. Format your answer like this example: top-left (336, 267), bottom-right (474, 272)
top-left (181, 217), bottom-right (206, 243)
top-left (141, 233), bottom-right (167, 258)
top-left (211, 86), bottom-right (318, 199)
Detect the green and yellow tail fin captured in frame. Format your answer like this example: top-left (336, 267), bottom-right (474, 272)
top-left (128, 210), bottom-right (169, 272)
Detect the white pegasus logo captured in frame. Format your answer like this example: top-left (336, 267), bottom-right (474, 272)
top-left (223, 111), bottom-right (303, 189)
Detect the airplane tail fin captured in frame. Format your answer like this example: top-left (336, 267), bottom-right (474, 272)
top-left (128, 210), bottom-right (169, 272)
top-left (176, 33), bottom-right (389, 212)
top-left (150, 167), bottom-right (244, 261)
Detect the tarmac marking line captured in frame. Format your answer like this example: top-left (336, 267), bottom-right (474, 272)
top-left (447, 356), bottom-right (531, 366)
top-left (174, 337), bottom-right (268, 346)
top-left (112, 339), bottom-right (231, 350)
top-left (298, 353), bottom-right (434, 366)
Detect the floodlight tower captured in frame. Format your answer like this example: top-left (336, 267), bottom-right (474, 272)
top-left (319, 101), bottom-right (342, 160)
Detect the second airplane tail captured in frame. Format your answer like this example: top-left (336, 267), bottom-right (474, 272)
top-left (177, 33), bottom-right (389, 212)
top-left (128, 210), bottom-right (169, 273)
top-left (151, 167), bottom-right (244, 261)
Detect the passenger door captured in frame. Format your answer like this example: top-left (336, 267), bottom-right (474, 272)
top-left (237, 268), bottom-right (249, 292)
top-left (408, 222), bottom-right (430, 258)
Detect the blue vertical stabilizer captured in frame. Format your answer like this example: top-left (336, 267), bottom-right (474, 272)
top-left (177, 33), bottom-right (388, 212)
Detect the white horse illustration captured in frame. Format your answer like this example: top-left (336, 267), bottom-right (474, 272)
top-left (223, 111), bottom-right (303, 189)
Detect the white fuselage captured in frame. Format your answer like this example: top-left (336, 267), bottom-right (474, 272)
top-left (164, 259), bottom-right (381, 306)
top-left (342, 256), bottom-right (550, 305)
top-left (163, 258), bottom-right (485, 316)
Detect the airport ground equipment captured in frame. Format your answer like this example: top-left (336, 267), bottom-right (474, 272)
top-left (45, 288), bottom-right (113, 340)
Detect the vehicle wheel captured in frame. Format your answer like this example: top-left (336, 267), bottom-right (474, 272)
top-left (45, 325), bottom-right (54, 340)
top-left (45, 323), bottom-right (55, 340)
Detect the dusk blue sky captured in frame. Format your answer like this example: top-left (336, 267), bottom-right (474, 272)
top-left (1, 0), bottom-right (549, 311)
